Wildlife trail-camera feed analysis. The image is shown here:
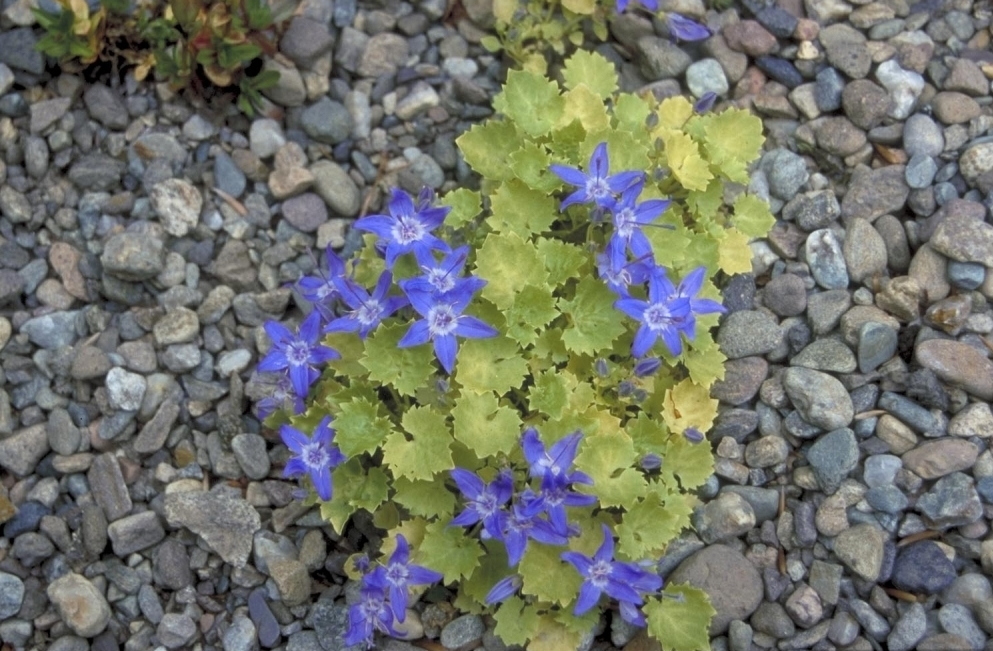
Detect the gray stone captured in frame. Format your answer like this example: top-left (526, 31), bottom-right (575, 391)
top-left (223, 614), bottom-right (258, 651)
top-left (281, 193), bottom-right (328, 233)
top-left (716, 310), bottom-right (783, 359)
top-left (83, 84), bottom-right (128, 130)
top-left (858, 322), bottom-right (897, 373)
top-left (807, 428), bottom-right (859, 494)
top-left (249, 119), bottom-right (286, 159)
top-left (0, 28), bottom-right (43, 74)
top-left (686, 58), bottom-right (729, 98)
top-left (108, 511), bottom-right (166, 555)
top-left (0, 573), bottom-right (25, 619)
top-left (279, 16), bottom-right (333, 68)
top-left (834, 524), bottom-right (889, 582)
top-left (68, 154), bottom-right (125, 191)
top-left (693, 491), bottom-right (756, 543)
top-left (157, 613), bottom-right (197, 649)
top-left (792, 337), bottom-right (857, 374)
top-left (88, 453), bottom-right (133, 522)
top-left (440, 614), bottom-right (485, 651)
top-left (105, 367), bottom-right (146, 411)
top-left (101, 232), bottom-right (165, 281)
top-left (232, 433), bottom-right (271, 481)
top-left (358, 32), bottom-right (409, 77)
top-left (782, 367), bottom-right (854, 431)
top-left (805, 229), bottom-right (849, 290)
top-left (636, 36), bottom-right (692, 80)
top-left (762, 149), bottom-right (809, 202)
top-left (164, 491), bottom-right (262, 567)
top-left (46, 573), bottom-right (112, 638)
top-left (841, 165), bottom-right (909, 223)
top-left (938, 604), bottom-right (986, 651)
top-left (214, 152), bottom-right (247, 199)
top-left (150, 179), bottom-right (202, 238)
top-left (311, 160), bottom-right (361, 218)
top-left (396, 82), bottom-right (441, 121)
top-left (301, 97), bottom-right (353, 144)
top-left (916, 472), bottom-right (984, 529)
top-left (668, 545), bottom-right (763, 635)
top-left (0, 424), bottom-right (49, 477)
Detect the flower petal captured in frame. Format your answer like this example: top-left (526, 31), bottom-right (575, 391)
top-left (573, 581), bottom-right (602, 615)
top-left (434, 334), bottom-right (458, 374)
top-left (454, 316), bottom-right (498, 339)
top-left (398, 321), bottom-right (432, 348)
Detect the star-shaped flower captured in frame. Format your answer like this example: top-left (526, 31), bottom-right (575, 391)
top-left (343, 577), bottom-right (398, 649)
top-left (353, 187), bottom-right (450, 268)
top-left (365, 534), bottom-right (443, 622)
top-left (501, 489), bottom-right (568, 567)
top-left (450, 468), bottom-right (513, 541)
top-left (258, 311), bottom-right (340, 399)
top-left (607, 180), bottom-right (671, 259)
top-left (549, 142), bottom-right (644, 211)
top-left (280, 416), bottom-right (346, 501)
top-left (398, 278), bottom-right (498, 374)
top-left (296, 245), bottom-right (347, 320)
top-left (667, 13), bottom-right (710, 41)
top-left (614, 267), bottom-right (693, 358)
top-left (325, 270), bottom-right (409, 339)
top-left (561, 524), bottom-right (663, 625)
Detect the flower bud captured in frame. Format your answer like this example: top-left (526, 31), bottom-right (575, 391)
top-left (633, 357), bottom-right (661, 377)
top-left (684, 427), bottom-right (705, 444)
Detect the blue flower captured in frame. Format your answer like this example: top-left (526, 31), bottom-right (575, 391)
top-left (412, 245), bottom-right (487, 299)
top-left (607, 180), bottom-right (672, 259)
top-left (398, 278), bottom-right (498, 374)
top-left (684, 427), bottom-right (705, 444)
top-left (597, 244), bottom-right (654, 297)
top-left (485, 575), bottom-right (522, 605)
top-left (365, 534), bottom-right (443, 622)
top-left (694, 91), bottom-right (718, 113)
top-left (325, 270), bottom-right (409, 339)
top-left (255, 372), bottom-right (304, 420)
top-left (502, 490), bottom-right (569, 567)
top-left (520, 428), bottom-right (590, 485)
top-left (615, 0), bottom-right (657, 12)
top-left (344, 574), bottom-right (398, 649)
top-left (280, 416), bottom-right (346, 501)
top-left (296, 245), bottom-right (347, 319)
top-left (669, 266), bottom-right (727, 339)
top-left (549, 142), bottom-right (644, 211)
top-left (258, 311), bottom-right (340, 399)
top-left (614, 267), bottom-right (693, 358)
top-left (633, 357), bottom-right (662, 377)
top-left (450, 468), bottom-right (513, 541)
top-left (667, 13), bottom-right (710, 41)
top-left (353, 187), bottom-right (450, 268)
top-left (561, 524), bottom-right (663, 625)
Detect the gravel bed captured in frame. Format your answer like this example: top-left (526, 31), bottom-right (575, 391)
top-left (1, 0), bottom-right (993, 650)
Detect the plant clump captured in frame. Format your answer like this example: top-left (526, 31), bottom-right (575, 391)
top-left (33, 0), bottom-right (289, 114)
top-left (253, 50), bottom-right (773, 651)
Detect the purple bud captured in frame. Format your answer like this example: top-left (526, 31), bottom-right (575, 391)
top-left (595, 358), bottom-right (609, 377)
top-left (640, 453), bottom-right (662, 470)
top-left (485, 575), bottom-right (521, 605)
top-left (667, 13), bottom-right (710, 41)
top-left (694, 91), bottom-right (718, 114)
top-left (618, 380), bottom-right (635, 397)
top-left (633, 357), bottom-right (662, 377)
top-left (633, 389), bottom-right (648, 402)
top-left (684, 427), bottom-right (705, 444)
top-left (352, 554), bottom-right (370, 574)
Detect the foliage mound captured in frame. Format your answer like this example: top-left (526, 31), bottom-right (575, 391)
top-left (255, 49), bottom-right (771, 650)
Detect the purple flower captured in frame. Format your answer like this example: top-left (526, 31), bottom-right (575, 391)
top-left (413, 245), bottom-right (487, 299)
top-left (353, 187), bottom-right (450, 269)
top-left (521, 428), bottom-right (589, 484)
top-left (296, 246), bottom-right (347, 319)
top-left (614, 267), bottom-right (693, 358)
top-left (694, 91), bottom-right (718, 114)
top-left (280, 416), bottom-right (346, 501)
top-left (450, 468), bottom-right (513, 541)
top-left (633, 357), bottom-right (662, 377)
top-left (549, 142), bottom-right (644, 211)
top-left (667, 13), bottom-right (710, 41)
top-left (365, 534), bottom-right (443, 622)
top-left (398, 278), bottom-right (498, 374)
top-left (485, 575), bottom-right (522, 605)
top-left (608, 180), bottom-right (672, 259)
top-left (684, 427), bottom-right (705, 444)
top-left (255, 372), bottom-right (305, 420)
top-left (502, 490), bottom-right (568, 567)
top-left (670, 266), bottom-right (727, 337)
top-left (344, 575), bottom-right (398, 649)
top-left (324, 270), bottom-right (408, 339)
top-left (258, 311), bottom-right (340, 399)
top-left (615, 0), bottom-right (657, 12)
top-left (597, 244), bottom-right (654, 297)
top-left (561, 524), bottom-right (663, 625)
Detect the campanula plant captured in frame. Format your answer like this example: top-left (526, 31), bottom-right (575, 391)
top-left (253, 50), bottom-right (773, 651)
top-left (482, 0), bottom-right (710, 72)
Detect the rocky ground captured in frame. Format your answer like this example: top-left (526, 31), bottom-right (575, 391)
top-left (0, 0), bottom-right (993, 649)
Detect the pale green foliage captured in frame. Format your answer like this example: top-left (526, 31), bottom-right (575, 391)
top-left (271, 51), bottom-right (771, 651)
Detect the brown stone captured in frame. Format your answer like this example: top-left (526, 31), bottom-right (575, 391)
top-left (915, 339), bottom-right (993, 400)
top-left (902, 439), bottom-right (980, 480)
top-left (48, 242), bottom-right (88, 301)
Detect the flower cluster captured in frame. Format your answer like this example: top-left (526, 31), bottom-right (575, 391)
top-left (279, 416), bottom-right (346, 501)
top-left (450, 428), bottom-right (663, 626)
top-left (254, 188), bottom-right (498, 418)
top-left (344, 534), bottom-right (444, 648)
top-left (551, 142), bottom-right (726, 359)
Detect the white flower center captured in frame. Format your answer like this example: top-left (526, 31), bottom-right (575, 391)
top-left (287, 341), bottom-right (311, 366)
top-left (392, 216), bottom-right (426, 245)
top-left (303, 442), bottom-right (329, 470)
top-left (587, 177), bottom-right (611, 202)
top-left (356, 301), bottom-right (384, 327)
top-left (644, 304), bottom-right (675, 331)
top-left (426, 268), bottom-right (455, 293)
top-left (615, 208), bottom-right (636, 239)
top-left (386, 562), bottom-right (409, 585)
top-left (589, 559), bottom-right (612, 589)
top-left (428, 305), bottom-right (458, 337)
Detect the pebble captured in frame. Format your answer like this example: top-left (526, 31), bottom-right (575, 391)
top-left (716, 310), bottom-right (784, 359)
top-left (805, 229), bottom-right (849, 289)
top-left (668, 544), bottom-right (763, 635)
top-left (163, 490), bottom-right (262, 567)
top-left (840, 165), bottom-right (909, 223)
top-left (46, 573), bottom-right (112, 637)
top-left (875, 59), bottom-right (924, 120)
top-left (693, 491), bottom-right (756, 543)
top-left (301, 97), bottom-right (353, 144)
top-left (916, 472), bottom-right (984, 529)
top-left (782, 367), bottom-right (854, 431)
top-left (892, 541), bottom-right (957, 593)
top-left (440, 614), bottom-right (485, 651)
top-left (833, 523), bottom-right (889, 582)
top-left (857, 322), bottom-right (897, 373)
top-left (281, 193), bottom-right (329, 233)
top-left (806, 428), bottom-right (859, 494)
top-left (888, 602), bottom-right (927, 651)
top-left (938, 604), bottom-right (987, 651)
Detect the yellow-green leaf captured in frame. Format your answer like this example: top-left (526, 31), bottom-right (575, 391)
top-left (475, 231), bottom-right (548, 309)
top-left (702, 107), bottom-right (765, 169)
top-left (392, 475), bottom-right (456, 519)
top-left (332, 396), bottom-right (394, 457)
top-left (732, 193), bottom-right (775, 238)
top-left (613, 92), bottom-right (652, 133)
top-left (360, 322), bottom-right (438, 397)
top-left (493, 597), bottom-right (542, 647)
top-left (505, 283), bottom-right (559, 347)
top-left (455, 335), bottom-right (529, 395)
top-left (656, 96), bottom-right (694, 131)
top-left (382, 407), bottom-right (454, 481)
top-left (661, 429), bottom-right (715, 491)
top-left (418, 520), bottom-right (483, 584)
top-left (456, 120), bottom-right (520, 180)
top-left (662, 130), bottom-right (713, 192)
top-left (561, 49), bottom-right (617, 99)
top-left (661, 378), bottom-right (718, 436)
top-left (645, 584), bottom-right (716, 651)
top-left (519, 542), bottom-right (583, 606)
top-left (490, 179), bottom-right (558, 237)
top-left (558, 85), bottom-right (609, 133)
top-left (536, 238), bottom-right (589, 286)
top-left (493, 69), bottom-right (565, 137)
top-left (718, 227), bottom-right (753, 275)
top-left (452, 390), bottom-right (522, 458)
top-left (441, 187), bottom-right (482, 229)
top-left (558, 277), bottom-right (626, 356)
